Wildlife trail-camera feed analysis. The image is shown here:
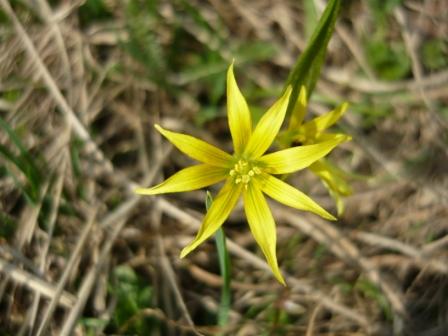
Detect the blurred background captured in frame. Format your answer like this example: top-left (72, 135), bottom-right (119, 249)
top-left (0, 0), bottom-right (447, 335)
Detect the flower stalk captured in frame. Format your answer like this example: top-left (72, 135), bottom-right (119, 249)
top-left (207, 192), bottom-right (231, 330)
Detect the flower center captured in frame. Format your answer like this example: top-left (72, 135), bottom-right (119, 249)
top-left (229, 159), bottom-right (262, 188)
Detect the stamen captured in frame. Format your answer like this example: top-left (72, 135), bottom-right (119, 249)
top-left (229, 160), bottom-right (263, 186)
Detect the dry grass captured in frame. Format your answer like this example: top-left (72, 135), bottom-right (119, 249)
top-left (0, 0), bottom-right (447, 335)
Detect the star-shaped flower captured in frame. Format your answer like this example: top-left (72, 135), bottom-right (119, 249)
top-left (280, 86), bottom-right (353, 215)
top-left (135, 64), bottom-right (349, 284)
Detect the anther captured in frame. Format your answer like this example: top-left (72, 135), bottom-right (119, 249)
top-left (231, 159), bottom-right (261, 186)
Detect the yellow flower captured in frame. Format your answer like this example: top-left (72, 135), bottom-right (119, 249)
top-left (281, 86), bottom-right (352, 215)
top-left (135, 64), bottom-right (349, 284)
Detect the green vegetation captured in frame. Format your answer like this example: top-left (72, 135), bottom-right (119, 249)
top-left (0, 0), bottom-right (447, 335)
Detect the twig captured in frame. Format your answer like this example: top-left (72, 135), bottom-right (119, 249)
top-left (188, 263), bottom-right (269, 291)
top-left (152, 206), bottom-right (198, 332)
top-left (423, 235), bottom-right (448, 255)
top-left (29, 155), bottom-right (67, 333)
top-left (59, 218), bottom-right (125, 336)
top-left (34, 0), bottom-right (72, 88)
top-left (0, 259), bottom-right (76, 308)
top-left (351, 230), bottom-right (448, 274)
top-left (35, 208), bottom-right (97, 336)
top-left (14, 180), bottom-right (49, 248)
top-left (325, 68), bottom-right (448, 94)
top-left (305, 303), bottom-right (322, 336)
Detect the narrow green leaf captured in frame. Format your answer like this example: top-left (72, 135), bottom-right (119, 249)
top-left (0, 117), bottom-right (42, 203)
top-left (207, 191), bottom-right (231, 331)
top-left (285, 0), bottom-right (341, 116)
top-left (0, 116), bottom-right (29, 155)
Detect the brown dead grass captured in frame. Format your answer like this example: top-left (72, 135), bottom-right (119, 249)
top-left (0, 0), bottom-right (447, 335)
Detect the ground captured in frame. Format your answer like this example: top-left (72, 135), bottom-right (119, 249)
top-left (0, 0), bottom-right (447, 335)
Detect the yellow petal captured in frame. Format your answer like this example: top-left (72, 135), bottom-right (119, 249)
top-left (180, 179), bottom-right (242, 258)
top-left (309, 159), bottom-right (352, 216)
top-left (256, 174), bottom-right (336, 221)
top-left (301, 102), bottom-right (348, 136)
top-left (244, 86), bottom-right (292, 159)
top-left (155, 124), bottom-right (232, 167)
top-left (134, 164), bottom-right (227, 195)
top-left (243, 183), bottom-right (285, 285)
top-left (227, 63), bottom-right (252, 154)
top-left (336, 196), bottom-right (344, 215)
top-left (330, 187), bottom-right (345, 216)
top-left (309, 159), bottom-right (352, 197)
top-left (288, 85), bottom-right (307, 130)
top-left (314, 132), bottom-right (349, 143)
top-left (259, 134), bottom-right (350, 174)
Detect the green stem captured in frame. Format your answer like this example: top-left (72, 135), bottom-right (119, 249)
top-left (206, 191), bottom-right (231, 331)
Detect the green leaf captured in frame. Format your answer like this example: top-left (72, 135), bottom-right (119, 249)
top-left (284, 0), bottom-right (341, 116)
top-left (422, 39), bottom-right (447, 71)
top-left (207, 191), bottom-right (231, 331)
top-left (366, 39), bottom-right (411, 80)
top-left (0, 211), bottom-right (16, 239)
top-left (78, 0), bottom-right (113, 26)
top-left (79, 318), bottom-right (109, 336)
top-left (351, 99), bottom-right (393, 128)
top-left (109, 265), bottom-right (156, 334)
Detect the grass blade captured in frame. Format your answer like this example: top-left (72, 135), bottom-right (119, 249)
top-left (0, 116), bottom-right (42, 203)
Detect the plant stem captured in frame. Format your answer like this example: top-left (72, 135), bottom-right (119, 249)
top-left (206, 191), bottom-right (231, 331)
